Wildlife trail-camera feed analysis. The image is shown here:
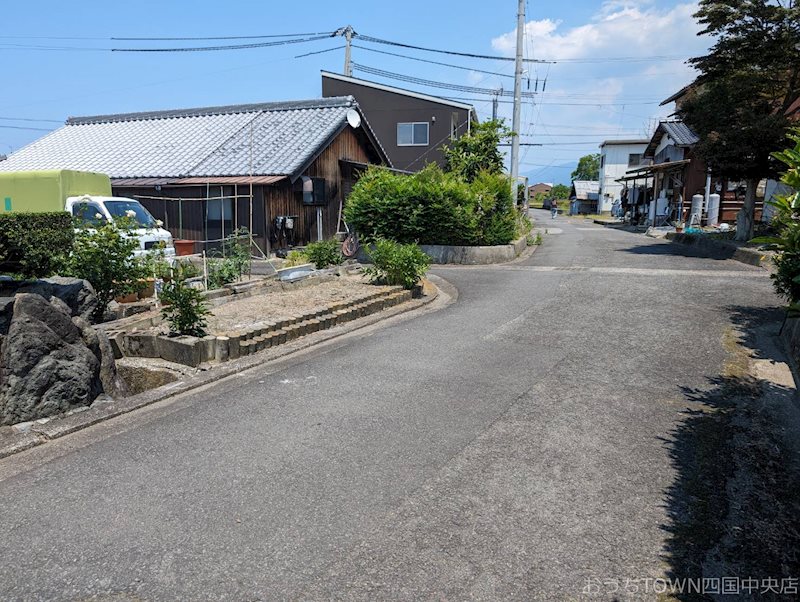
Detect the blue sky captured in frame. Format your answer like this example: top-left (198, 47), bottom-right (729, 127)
top-left (1, 1), bottom-right (711, 184)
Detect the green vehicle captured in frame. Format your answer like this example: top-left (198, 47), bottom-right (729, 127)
top-left (0, 170), bottom-right (175, 257)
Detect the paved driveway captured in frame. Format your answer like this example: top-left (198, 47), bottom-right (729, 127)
top-left (0, 211), bottom-right (776, 600)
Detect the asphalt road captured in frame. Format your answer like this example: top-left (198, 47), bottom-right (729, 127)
top-left (0, 211), bottom-right (777, 601)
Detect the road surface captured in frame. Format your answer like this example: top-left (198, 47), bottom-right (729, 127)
top-left (0, 211), bottom-right (776, 600)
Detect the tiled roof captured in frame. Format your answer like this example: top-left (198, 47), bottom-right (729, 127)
top-left (644, 120), bottom-right (699, 157)
top-left (0, 96), bottom-right (387, 178)
top-left (660, 121), bottom-right (699, 146)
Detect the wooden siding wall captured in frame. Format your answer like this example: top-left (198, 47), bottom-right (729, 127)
top-left (113, 126), bottom-right (376, 252)
top-left (303, 126), bottom-right (371, 241)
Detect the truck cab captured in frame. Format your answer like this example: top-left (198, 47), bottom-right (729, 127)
top-left (67, 196), bottom-right (175, 257)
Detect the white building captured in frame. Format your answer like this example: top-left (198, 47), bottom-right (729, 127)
top-left (598, 139), bottom-right (649, 213)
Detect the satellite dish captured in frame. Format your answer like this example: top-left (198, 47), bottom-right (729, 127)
top-left (346, 109), bottom-right (361, 129)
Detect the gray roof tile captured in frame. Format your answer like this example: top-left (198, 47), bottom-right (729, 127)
top-left (0, 97), bottom-right (372, 178)
top-left (660, 121), bottom-right (699, 146)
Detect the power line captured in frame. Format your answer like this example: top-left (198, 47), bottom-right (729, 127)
top-left (353, 64), bottom-right (535, 97)
top-left (351, 45), bottom-right (515, 79)
top-left (111, 34), bottom-right (332, 53)
top-left (295, 45), bottom-right (345, 59)
top-left (556, 55), bottom-right (687, 64)
top-left (356, 32), bottom-right (690, 64)
top-left (442, 96), bottom-right (659, 106)
top-left (0, 116), bottom-right (63, 123)
top-left (0, 124), bottom-right (54, 131)
top-left (111, 32), bottom-right (331, 41)
top-left (356, 34), bottom-right (553, 64)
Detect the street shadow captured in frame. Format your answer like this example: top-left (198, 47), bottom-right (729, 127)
top-left (621, 241), bottom-right (735, 261)
top-left (661, 306), bottom-right (800, 601)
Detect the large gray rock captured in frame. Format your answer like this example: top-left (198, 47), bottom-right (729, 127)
top-left (0, 297), bottom-right (14, 335)
top-left (0, 277), bottom-right (98, 328)
top-left (0, 294), bottom-right (102, 425)
top-left (72, 316), bottom-right (129, 400)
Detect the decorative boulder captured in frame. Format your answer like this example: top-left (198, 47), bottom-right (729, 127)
top-left (0, 294), bottom-right (107, 425)
top-left (0, 276), bottom-right (98, 331)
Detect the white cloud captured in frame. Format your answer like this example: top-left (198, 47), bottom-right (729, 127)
top-left (491, 2), bottom-right (705, 62)
top-left (486, 1), bottom-right (711, 184)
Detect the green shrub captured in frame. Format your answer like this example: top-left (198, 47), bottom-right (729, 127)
top-left (753, 128), bottom-right (800, 307)
top-left (284, 250), bottom-right (309, 267)
top-left (443, 119), bottom-right (511, 182)
top-left (365, 239), bottom-right (430, 290)
top-left (140, 243), bottom-right (173, 280)
top-left (344, 164), bottom-right (518, 246)
top-left (305, 239), bottom-right (343, 269)
top-left (160, 262), bottom-right (210, 337)
top-left (64, 221), bottom-right (147, 322)
top-left (472, 171), bottom-right (517, 245)
top-left (206, 229), bottom-right (251, 290)
top-left (0, 212), bottom-right (74, 278)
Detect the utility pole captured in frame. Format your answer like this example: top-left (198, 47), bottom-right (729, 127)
top-left (510, 0), bottom-right (526, 204)
top-left (343, 25), bottom-right (354, 77)
top-left (492, 93), bottom-right (499, 121)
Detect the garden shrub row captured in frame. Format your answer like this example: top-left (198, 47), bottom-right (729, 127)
top-left (0, 212), bottom-right (74, 279)
top-left (343, 165), bottom-right (519, 246)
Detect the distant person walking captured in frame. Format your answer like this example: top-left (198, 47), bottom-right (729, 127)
top-left (551, 199), bottom-right (558, 219)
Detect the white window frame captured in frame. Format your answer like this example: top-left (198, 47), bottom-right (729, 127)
top-left (397, 122), bottom-right (430, 147)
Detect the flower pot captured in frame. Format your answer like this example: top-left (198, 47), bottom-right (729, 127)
top-left (138, 278), bottom-right (156, 300)
top-left (174, 239), bottom-right (195, 256)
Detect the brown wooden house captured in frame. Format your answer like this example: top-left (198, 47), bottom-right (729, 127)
top-left (0, 97), bottom-right (390, 253)
top-left (619, 120), bottom-right (764, 225)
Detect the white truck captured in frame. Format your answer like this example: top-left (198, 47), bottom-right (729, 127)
top-left (0, 169), bottom-right (175, 257)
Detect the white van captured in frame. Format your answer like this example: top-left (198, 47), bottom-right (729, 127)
top-left (68, 196), bottom-right (176, 258)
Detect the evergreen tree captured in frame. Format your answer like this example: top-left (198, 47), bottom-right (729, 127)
top-left (678, 0), bottom-right (800, 241)
top-left (571, 154), bottom-right (600, 181)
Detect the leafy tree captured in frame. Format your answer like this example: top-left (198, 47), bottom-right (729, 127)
top-left (443, 119), bottom-right (511, 182)
top-left (549, 184), bottom-right (571, 200)
top-left (571, 154), bottom-right (600, 181)
top-left (65, 220), bottom-right (148, 322)
top-left (753, 128), bottom-right (800, 303)
top-left (678, 0), bottom-right (800, 241)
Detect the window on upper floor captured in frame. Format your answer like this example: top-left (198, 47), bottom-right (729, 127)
top-left (397, 122), bottom-right (429, 146)
top-left (600, 155), bottom-right (605, 169)
top-left (628, 153), bottom-right (643, 167)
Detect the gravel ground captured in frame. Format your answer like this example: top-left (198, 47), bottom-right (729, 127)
top-left (206, 275), bottom-right (394, 334)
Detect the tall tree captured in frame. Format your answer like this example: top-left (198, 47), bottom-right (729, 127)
top-left (678, 0), bottom-right (800, 241)
top-left (549, 184), bottom-right (571, 200)
top-left (443, 120), bottom-right (511, 183)
top-left (571, 154), bottom-right (600, 181)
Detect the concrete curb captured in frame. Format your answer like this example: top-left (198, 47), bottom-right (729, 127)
top-left (665, 232), bottom-right (770, 268)
top-left (111, 286), bottom-right (412, 367)
top-left (419, 235), bottom-right (528, 265)
top-left (0, 280), bottom-right (442, 459)
top-left (356, 235), bottom-right (530, 266)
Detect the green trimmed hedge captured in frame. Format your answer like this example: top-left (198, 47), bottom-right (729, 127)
top-left (0, 212), bottom-right (74, 278)
top-left (343, 165), bottom-right (518, 246)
